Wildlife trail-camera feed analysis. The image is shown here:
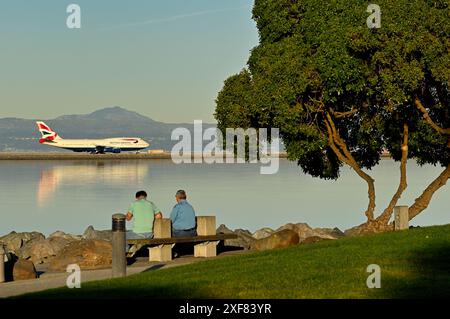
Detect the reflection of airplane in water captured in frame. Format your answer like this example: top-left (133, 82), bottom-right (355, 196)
top-left (37, 162), bottom-right (149, 206)
top-left (36, 121), bottom-right (150, 154)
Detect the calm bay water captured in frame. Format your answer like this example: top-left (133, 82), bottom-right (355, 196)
top-left (0, 159), bottom-right (448, 236)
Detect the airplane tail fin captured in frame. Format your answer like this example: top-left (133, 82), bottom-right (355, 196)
top-left (36, 121), bottom-right (62, 143)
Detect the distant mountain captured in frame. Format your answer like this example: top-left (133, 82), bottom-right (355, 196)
top-left (0, 107), bottom-right (215, 152)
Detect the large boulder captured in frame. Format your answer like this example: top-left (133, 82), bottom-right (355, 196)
top-left (18, 237), bottom-right (72, 264)
top-left (216, 225), bottom-right (255, 250)
top-left (49, 230), bottom-right (82, 242)
top-left (0, 231), bottom-right (45, 253)
top-left (252, 228), bottom-right (275, 240)
top-left (231, 229), bottom-right (256, 250)
top-left (83, 226), bottom-right (112, 241)
top-left (251, 229), bottom-right (300, 251)
top-left (216, 224), bottom-right (234, 235)
top-left (13, 259), bottom-right (37, 281)
top-left (48, 239), bottom-right (112, 271)
top-left (277, 223), bottom-right (336, 242)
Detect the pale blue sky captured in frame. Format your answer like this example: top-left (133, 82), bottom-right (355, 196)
top-left (0, 0), bottom-right (258, 122)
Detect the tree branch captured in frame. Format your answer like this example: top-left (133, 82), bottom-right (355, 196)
top-left (324, 118), bottom-right (352, 166)
top-left (324, 113), bottom-right (376, 221)
top-left (331, 108), bottom-right (358, 118)
top-left (415, 98), bottom-right (450, 135)
top-left (408, 162), bottom-right (450, 220)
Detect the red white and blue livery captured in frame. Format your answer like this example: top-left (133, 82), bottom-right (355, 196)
top-left (36, 121), bottom-right (150, 153)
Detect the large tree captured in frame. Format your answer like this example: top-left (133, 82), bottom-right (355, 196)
top-left (215, 0), bottom-right (449, 234)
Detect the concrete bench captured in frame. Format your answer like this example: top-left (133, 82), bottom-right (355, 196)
top-left (126, 216), bottom-right (237, 262)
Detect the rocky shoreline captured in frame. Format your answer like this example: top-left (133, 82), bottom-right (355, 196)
top-left (0, 222), bottom-right (345, 282)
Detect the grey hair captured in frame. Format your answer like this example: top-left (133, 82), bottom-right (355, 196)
top-left (176, 190), bottom-right (187, 199)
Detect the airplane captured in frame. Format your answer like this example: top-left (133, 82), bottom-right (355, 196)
top-left (36, 121), bottom-right (150, 154)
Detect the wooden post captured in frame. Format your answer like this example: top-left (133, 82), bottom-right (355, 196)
top-left (394, 206), bottom-right (409, 230)
top-left (112, 213), bottom-right (126, 278)
top-left (0, 245), bottom-right (5, 283)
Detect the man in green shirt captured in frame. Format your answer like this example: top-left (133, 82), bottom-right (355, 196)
top-left (126, 190), bottom-right (162, 240)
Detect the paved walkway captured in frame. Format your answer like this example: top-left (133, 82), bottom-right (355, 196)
top-left (0, 251), bottom-right (247, 298)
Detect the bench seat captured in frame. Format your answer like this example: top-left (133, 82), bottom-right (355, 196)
top-left (127, 233), bottom-right (237, 261)
top-left (127, 216), bottom-right (237, 261)
top-left (127, 233), bottom-right (237, 246)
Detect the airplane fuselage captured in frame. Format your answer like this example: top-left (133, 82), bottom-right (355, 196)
top-left (42, 137), bottom-right (150, 153)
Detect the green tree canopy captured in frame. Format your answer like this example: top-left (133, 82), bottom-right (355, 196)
top-left (216, 0), bottom-right (449, 233)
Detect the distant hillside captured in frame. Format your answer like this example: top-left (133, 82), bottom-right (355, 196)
top-left (0, 107), bottom-right (215, 152)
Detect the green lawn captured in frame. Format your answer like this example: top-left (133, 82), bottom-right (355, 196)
top-left (21, 225), bottom-right (450, 298)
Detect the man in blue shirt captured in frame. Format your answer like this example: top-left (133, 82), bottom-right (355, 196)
top-left (170, 190), bottom-right (197, 237)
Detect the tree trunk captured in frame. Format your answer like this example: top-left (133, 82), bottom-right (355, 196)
top-left (408, 163), bottom-right (450, 220)
top-left (347, 99), bottom-right (450, 235)
top-left (375, 123), bottom-right (409, 225)
top-left (344, 219), bottom-right (394, 236)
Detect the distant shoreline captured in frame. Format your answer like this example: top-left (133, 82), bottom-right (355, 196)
top-left (0, 152), bottom-right (173, 160)
top-left (0, 152), bottom-right (290, 161)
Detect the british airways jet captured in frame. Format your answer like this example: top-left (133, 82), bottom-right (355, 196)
top-left (36, 121), bottom-right (150, 154)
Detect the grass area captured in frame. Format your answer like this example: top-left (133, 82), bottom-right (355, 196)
top-left (21, 225), bottom-right (450, 298)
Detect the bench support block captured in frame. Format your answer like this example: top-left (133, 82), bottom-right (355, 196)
top-left (154, 219), bottom-right (172, 238)
top-left (196, 216), bottom-right (216, 236)
top-left (148, 244), bottom-right (173, 262)
top-left (194, 241), bottom-right (219, 258)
